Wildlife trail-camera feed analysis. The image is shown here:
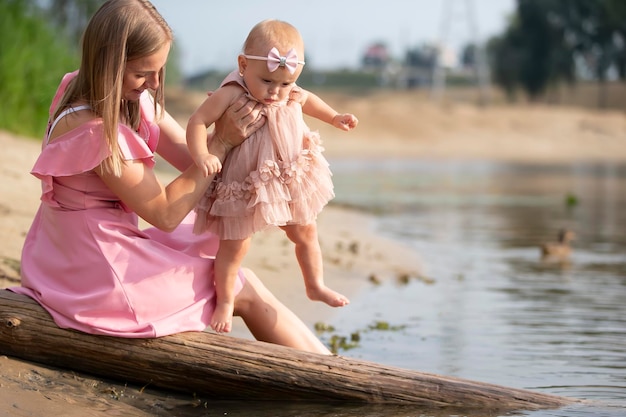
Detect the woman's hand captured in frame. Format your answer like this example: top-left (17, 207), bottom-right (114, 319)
top-left (213, 94), bottom-right (265, 151)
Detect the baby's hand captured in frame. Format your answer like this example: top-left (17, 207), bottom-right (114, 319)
top-left (332, 113), bottom-right (359, 131)
top-left (195, 153), bottom-right (223, 177)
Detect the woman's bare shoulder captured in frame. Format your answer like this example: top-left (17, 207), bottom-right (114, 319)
top-left (48, 106), bottom-right (99, 142)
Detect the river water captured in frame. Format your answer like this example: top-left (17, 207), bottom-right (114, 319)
top-left (310, 158), bottom-right (625, 417)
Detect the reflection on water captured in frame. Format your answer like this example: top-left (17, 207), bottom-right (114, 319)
top-left (323, 159), bottom-right (626, 417)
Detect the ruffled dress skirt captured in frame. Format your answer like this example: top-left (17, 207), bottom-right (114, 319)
top-left (194, 93), bottom-right (335, 240)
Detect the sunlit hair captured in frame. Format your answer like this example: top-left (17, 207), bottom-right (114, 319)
top-left (242, 19), bottom-right (304, 58)
top-left (54, 0), bottom-right (173, 176)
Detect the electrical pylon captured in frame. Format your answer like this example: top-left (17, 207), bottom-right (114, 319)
top-left (431, 0), bottom-right (490, 104)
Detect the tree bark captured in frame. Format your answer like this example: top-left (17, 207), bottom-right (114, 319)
top-left (0, 290), bottom-right (578, 411)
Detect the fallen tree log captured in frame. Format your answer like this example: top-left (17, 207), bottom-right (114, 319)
top-left (0, 290), bottom-right (577, 411)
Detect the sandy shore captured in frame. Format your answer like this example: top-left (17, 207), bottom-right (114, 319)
top-left (1, 90), bottom-right (625, 415)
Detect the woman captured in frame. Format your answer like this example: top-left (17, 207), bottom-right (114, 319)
top-left (11, 0), bottom-right (330, 355)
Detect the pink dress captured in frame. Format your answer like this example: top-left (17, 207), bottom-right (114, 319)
top-left (11, 71), bottom-right (244, 338)
top-left (194, 71), bottom-right (335, 240)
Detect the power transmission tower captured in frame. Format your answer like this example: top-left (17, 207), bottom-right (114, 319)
top-left (431, 0), bottom-right (490, 104)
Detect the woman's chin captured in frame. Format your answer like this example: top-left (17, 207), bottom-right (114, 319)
top-left (124, 90), bottom-right (143, 101)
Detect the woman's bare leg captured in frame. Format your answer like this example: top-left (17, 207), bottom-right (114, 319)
top-left (212, 237), bottom-right (250, 333)
top-left (234, 268), bottom-right (331, 355)
top-left (280, 223), bottom-right (349, 307)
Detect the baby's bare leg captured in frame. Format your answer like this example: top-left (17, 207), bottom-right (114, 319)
top-left (212, 237), bottom-right (251, 333)
top-left (280, 223), bottom-right (349, 307)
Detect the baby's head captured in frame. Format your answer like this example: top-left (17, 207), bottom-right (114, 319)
top-left (238, 20), bottom-right (305, 104)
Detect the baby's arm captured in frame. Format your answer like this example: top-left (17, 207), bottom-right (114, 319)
top-left (186, 86), bottom-right (243, 176)
top-left (301, 90), bottom-right (358, 131)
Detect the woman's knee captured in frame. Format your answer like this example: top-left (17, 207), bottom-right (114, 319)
top-left (234, 267), bottom-right (264, 314)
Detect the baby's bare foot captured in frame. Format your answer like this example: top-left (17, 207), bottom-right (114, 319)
top-left (306, 286), bottom-right (349, 307)
top-left (211, 302), bottom-right (234, 333)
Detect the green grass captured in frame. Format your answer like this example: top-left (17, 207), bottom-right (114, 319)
top-left (0, 1), bottom-right (78, 139)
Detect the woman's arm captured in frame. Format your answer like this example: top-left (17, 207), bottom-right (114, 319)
top-left (98, 136), bottom-right (228, 232)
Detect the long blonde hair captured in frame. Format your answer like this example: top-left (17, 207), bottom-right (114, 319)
top-left (54, 0), bottom-right (173, 176)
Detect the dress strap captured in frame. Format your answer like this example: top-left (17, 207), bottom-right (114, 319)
top-left (47, 105), bottom-right (92, 143)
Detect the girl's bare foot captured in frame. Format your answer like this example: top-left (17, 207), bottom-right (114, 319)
top-left (211, 301), bottom-right (234, 333)
top-left (306, 286), bottom-right (349, 307)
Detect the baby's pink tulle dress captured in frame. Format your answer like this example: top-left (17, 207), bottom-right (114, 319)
top-left (11, 71), bottom-right (244, 338)
top-left (194, 71), bottom-right (335, 240)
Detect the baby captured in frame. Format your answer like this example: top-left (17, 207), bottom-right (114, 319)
top-left (187, 19), bottom-right (358, 333)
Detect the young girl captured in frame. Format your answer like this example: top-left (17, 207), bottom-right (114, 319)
top-left (187, 19), bottom-right (358, 333)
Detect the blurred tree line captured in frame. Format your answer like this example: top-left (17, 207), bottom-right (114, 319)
top-left (0, 0), bottom-right (80, 138)
top-left (1, 0), bottom-right (625, 138)
top-left (488, 0), bottom-right (626, 106)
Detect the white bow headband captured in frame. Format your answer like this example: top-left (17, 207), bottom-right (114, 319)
top-left (244, 47), bottom-right (305, 74)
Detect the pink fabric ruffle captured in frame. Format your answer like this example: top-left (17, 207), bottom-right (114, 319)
top-left (193, 71), bottom-right (335, 240)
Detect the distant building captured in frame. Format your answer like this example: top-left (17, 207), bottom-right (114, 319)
top-left (361, 42), bottom-right (391, 71)
top-left (397, 44), bottom-right (437, 89)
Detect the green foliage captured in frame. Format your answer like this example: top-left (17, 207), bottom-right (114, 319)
top-left (565, 192), bottom-right (579, 208)
top-left (43, 0), bottom-right (101, 46)
top-left (328, 334), bottom-right (359, 353)
top-left (0, 1), bottom-right (78, 138)
top-left (314, 322), bottom-right (336, 332)
top-left (487, 0), bottom-right (575, 100)
top-left (368, 321), bottom-right (406, 331)
top-left (166, 41), bottom-right (184, 86)
top-left (319, 320), bottom-right (407, 354)
top-left (488, 0), bottom-right (626, 101)
top-left (0, 0), bottom-right (184, 139)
